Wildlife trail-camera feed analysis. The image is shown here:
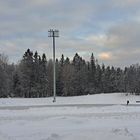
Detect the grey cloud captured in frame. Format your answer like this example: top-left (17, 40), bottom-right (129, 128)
top-left (0, 0), bottom-right (95, 38)
top-left (100, 21), bottom-right (140, 67)
top-left (0, 0), bottom-right (140, 67)
top-left (107, 22), bottom-right (140, 48)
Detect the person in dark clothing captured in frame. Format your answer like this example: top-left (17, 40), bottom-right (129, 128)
top-left (127, 100), bottom-right (129, 105)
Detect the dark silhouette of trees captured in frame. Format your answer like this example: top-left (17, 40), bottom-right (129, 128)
top-left (1, 50), bottom-right (140, 98)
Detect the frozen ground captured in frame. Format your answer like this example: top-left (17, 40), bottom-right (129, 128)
top-left (0, 93), bottom-right (140, 140)
top-left (0, 93), bottom-right (140, 106)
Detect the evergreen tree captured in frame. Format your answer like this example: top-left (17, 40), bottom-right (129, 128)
top-left (13, 71), bottom-right (21, 97)
top-left (95, 64), bottom-right (102, 93)
top-left (88, 53), bottom-right (96, 94)
top-left (60, 54), bottom-right (64, 67)
top-left (0, 64), bottom-right (7, 97)
top-left (56, 55), bottom-right (65, 96)
top-left (39, 53), bottom-right (48, 97)
top-left (72, 53), bottom-right (86, 95)
top-left (19, 49), bottom-right (35, 97)
top-left (46, 59), bottom-right (53, 96)
top-left (0, 54), bottom-right (10, 97)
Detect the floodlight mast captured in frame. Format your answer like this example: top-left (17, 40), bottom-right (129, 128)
top-left (48, 29), bottom-right (59, 102)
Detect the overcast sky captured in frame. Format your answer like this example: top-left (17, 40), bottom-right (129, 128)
top-left (0, 0), bottom-right (140, 67)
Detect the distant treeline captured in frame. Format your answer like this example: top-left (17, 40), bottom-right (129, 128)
top-left (0, 49), bottom-right (140, 98)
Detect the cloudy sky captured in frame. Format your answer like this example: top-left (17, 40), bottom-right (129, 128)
top-left (0, 0), bottom-right (140, 67)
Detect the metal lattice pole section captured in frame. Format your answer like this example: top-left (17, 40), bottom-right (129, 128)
top-left (48, 29), bottom-right (59, 102)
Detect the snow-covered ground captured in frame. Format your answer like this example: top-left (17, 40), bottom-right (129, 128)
top-left (0, 93), bottom-right (140, 140)
top-left (0, 93), bottom-right (140, 106)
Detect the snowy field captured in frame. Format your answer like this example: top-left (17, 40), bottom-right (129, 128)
top-left (0, 93), bottom-right (140, 140)
top-left (0, 93), bottom-right (140, 106)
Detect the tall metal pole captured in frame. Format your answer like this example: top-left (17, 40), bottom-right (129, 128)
top-left (48, 29), bottom-right (59, 102)
top-left (52, 31), bottom-right (56, 102)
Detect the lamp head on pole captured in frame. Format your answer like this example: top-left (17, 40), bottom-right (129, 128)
top-left (48, 29), bottom-right (59, 37)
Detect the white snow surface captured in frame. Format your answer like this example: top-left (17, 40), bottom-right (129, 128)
top-left (0, 93), bottom-right (140, 140)
top-left (0, 93), bottom-right (140, 106)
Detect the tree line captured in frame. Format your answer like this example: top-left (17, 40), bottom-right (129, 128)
top-left (0, 49), bottom-right (140, 98)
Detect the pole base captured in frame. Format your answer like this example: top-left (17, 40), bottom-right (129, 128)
top-left (53, 98), bottom-right (56, 102)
